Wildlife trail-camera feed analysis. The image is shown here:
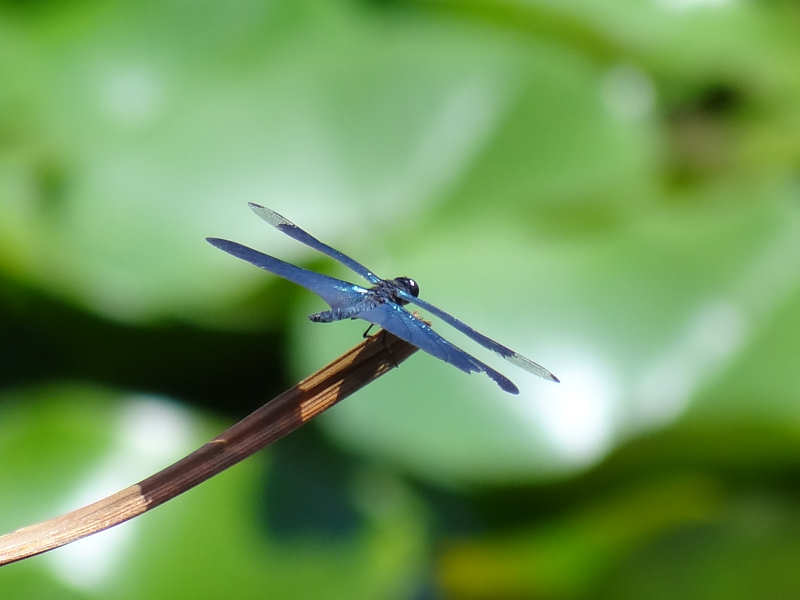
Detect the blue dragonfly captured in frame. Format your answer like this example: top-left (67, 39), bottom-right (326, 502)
top-left (207, 204), bottom-right (559, 394)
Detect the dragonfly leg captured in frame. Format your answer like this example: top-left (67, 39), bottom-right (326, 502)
top-left (362, 324), bottom-right (375, 338)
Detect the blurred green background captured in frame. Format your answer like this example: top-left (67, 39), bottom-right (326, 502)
top-left (2, 0), bottom-right (800, 598)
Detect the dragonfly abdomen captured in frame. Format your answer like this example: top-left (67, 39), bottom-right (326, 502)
top-left (309, 299), bottom-right (377, 323)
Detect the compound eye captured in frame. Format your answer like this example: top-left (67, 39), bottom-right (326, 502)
top-left (394, 277), bottom-right (419, 297)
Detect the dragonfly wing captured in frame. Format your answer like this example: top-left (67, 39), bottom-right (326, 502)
top-left (398, 292), bottom-right (559, 382)
top-left (358, 303), bottom-right (519, 394)
top-left (248, 203), bottom-right (382, 285)
top-left (207, 237), bottom-right (368, 308)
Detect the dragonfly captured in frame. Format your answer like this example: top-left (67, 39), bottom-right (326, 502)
top-left (207, 204), bottom-right (559, 394)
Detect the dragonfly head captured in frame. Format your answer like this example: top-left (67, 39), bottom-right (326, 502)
top-left (393, 277), bottom-right (419, 300)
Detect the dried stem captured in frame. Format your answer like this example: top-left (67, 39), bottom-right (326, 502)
top-left (0, 331), bottom-right (417, 566)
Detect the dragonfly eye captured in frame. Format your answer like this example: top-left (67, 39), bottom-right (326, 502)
top-left (395, 277), bottom-right (419, 297)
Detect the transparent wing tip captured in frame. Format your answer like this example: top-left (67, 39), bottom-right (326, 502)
top-left (248, 202), bottom-right (292, 228)
top-left (508, 353), bottom-right (560, 383)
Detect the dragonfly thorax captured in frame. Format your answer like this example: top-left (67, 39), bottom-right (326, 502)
top-left (370, 277), bottom-right (419, 306)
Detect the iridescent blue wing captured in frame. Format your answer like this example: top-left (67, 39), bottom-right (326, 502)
top-left (396, 291), bottom-right (559, 383)
top-left (248, 203), bottom-right (382, 285)
top-left (206, 238), bottom-right (368, 309)
top-left (357, 303), bottom-right (519, 394)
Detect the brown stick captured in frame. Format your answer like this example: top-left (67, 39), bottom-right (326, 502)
top-left (0, 331), bottom-right (417, 566)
